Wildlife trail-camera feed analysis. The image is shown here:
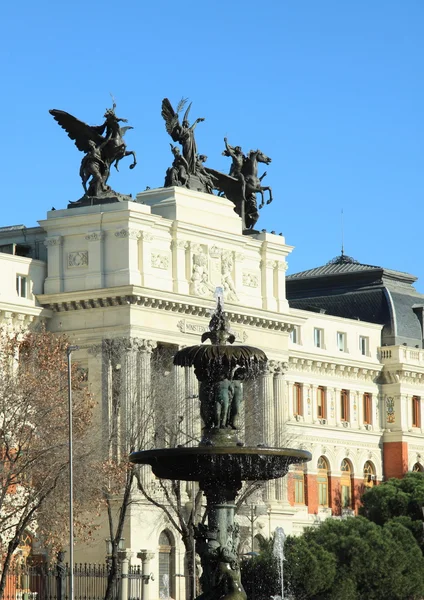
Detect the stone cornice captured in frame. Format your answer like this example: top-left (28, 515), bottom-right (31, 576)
top-left (288, 355), bottom-right (381, 382)
top-left (37, 287), bottom-right (297, 332)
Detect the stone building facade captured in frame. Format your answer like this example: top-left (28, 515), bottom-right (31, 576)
top-left (1, 188), bottom-right (424, 598)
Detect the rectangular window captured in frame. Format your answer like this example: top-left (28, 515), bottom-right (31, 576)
top-left (359, 336), bottom-right (369, 356)
top-left (293, 383), bottom-right (303, 416)
top-left (294, 473), bottom-right (304, 504)
top-left (314, 328), bottom-right (324, 348)
top-left (337, 332), bottom-right (346, 352)
top-left (290, 326), bottom-right (300, 344)
top-left (412, 396), bottom-right (421, 428)
top-left (363, 393), bottom-right (372, 425)
top-left (318, 479), bottom-right (328, 506)
top-left (341, 485), bottom-right (351, 508)
top-left (16, 275), bottom-right (27, 298)
top-left (341, 389), bottom-right (349, 422)
top-left (317, 386), bottom-right (326, 419)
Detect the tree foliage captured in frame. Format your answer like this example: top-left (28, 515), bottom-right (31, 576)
top-left (242, 516), bottom-right (424, 600)
top-left (360, 472), bottom-right (424, 550)
top-left (0, 327), bottom-right (95, 596)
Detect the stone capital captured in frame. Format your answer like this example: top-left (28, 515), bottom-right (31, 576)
top-left (118, 549), bottom-right (133, 562)
top-left (137, 550), bottom-right (155, 562)
top-left (85, 230), bottom-right (105, 242)
top-left (44, 235), bottom-right (63, 247)
top-left (115, 228), bottom-right (141, 240)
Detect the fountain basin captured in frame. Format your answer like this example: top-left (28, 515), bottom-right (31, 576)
top-left (130, 446), bottom-right (311, 482)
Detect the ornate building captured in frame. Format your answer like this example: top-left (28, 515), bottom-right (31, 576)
top-left (1, 188), bottom-right (424, 598)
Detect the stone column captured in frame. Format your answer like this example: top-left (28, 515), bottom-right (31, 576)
top-left (122, 339), bottom-right (142, 451)
top-left (118, 550), bottom-right (133, 600)
top-left (137, 550), bottom-right (155, 600)
top-left (138, 340), bottom-right (156, 489)
top-left (173, 351), bottom-right (186, 446)
top-left (85, 230), bottom-right (105, 289)
top-left (261, 365), bottom-right (276, 502)
top-left (286, 381), bottom-right (294, 422)
top-left (44, 235), bottom-right (63, 293)
top-left (271, 361), bottom-right (288, 503)
top-left (185, 366), bottom-right (200, 444)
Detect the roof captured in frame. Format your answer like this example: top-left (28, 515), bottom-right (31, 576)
top-left (287, 254), bottom-right (415, 283)
top-left (287, 254), bottom-right (424, 347)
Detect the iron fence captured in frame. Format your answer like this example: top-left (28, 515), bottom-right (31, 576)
top-left (0, 561), bottom-right (143, 600)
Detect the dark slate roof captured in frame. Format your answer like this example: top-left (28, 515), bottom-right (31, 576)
top-left (287, 254), bottom-right (424, 347)
top-left (287, 254), bottom-right (415, 282)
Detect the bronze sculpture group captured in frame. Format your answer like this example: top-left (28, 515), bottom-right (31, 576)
top-left (50, 97), bottom-right (274, 229)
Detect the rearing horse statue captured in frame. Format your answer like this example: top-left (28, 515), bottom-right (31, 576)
top-left (206, 147), bottom-right (273, 230)
top-left (50, 101), bottom-right (136, 197)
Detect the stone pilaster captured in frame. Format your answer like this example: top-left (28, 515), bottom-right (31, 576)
top-left (171, 236), bottom-right (190, 295)
top-left (113, 228), bottom-right (141, 286)
top-left (43, 235), bottom-right (63, 293)
top-left (85, 230), bottom-right (105, 288)
top-left (275, 260), bottom-right (289, 312)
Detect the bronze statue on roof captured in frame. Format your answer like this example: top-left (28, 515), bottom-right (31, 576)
top-left (49, 99), bottom-right (136, 205)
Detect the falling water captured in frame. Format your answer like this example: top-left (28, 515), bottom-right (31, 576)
top-left (273, 526), bottom-right (286, 600)
top-left (159, 574), bottom-right (170, 600)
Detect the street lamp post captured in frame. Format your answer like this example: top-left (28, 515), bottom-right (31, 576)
top-left (67, 345), bottom-right (79, 600)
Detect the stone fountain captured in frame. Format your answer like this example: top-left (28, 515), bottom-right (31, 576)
top-left (130, 298), bottom-right (311, 600)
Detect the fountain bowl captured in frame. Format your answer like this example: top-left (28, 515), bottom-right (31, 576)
top-left (130, 446), bottom-right (311, 483)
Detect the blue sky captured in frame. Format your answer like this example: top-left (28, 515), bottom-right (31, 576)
top-left (1, 1), bottom-right (423, 288)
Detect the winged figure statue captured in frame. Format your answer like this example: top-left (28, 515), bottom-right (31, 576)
top-left (49, 101), bottom-right (136, 198)
top-left (161, 98), bottom-right (205, 175)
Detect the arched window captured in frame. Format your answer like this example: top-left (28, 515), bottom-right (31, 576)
top-left (412, 462), bottom-right (424, 473)
top-left (317, 456), bottom-right (329, 507)
top-left (158, 530), bottom-right (175, 599)
top-left (363, 461), bottom-right (376, 488)
top-left (340, 459), bottom-right (352, 508)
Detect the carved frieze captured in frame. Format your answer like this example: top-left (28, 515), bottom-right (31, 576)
top-left (68, 251), bottom-right (88, 268)
top-left (242, 271), bottom-right (259, 288)
top-left (151, 252), bottom-right (170, 270)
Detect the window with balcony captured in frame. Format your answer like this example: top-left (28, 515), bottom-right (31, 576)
top-left (340, 389), bottom-right (349, 422)
top-left (359, 336), bottom-right (369, 356)
top-left (16, 274), bottom-right (27, 298)
top-left (412, 396), bottom-right (421, 428)
top-left (363, 393), bottom-right (372, 425)
top-left (293, 383), bottom-right (303, 416)
top-left (314, 328), bottom-right (324, 348)
top-left (317, 386), bottom-right (326, 419)
top-left (337, 332), bottom-right (346, 352)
